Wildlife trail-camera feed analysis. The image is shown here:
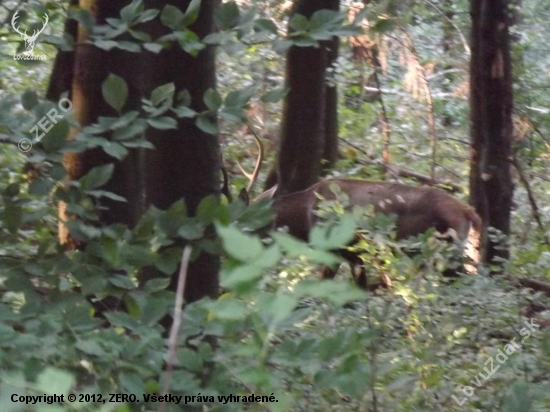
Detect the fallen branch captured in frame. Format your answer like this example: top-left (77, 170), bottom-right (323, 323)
top-left (518, 277), bottom-right (550, 296)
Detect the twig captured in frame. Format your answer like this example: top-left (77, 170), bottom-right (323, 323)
top-left (511, 156), bottom-right (550, 246)
top-left (159, 246), bottom-right (192, 412)
top-left (339, 138), bottom-right (463, 192)
top-left (400, 29), bottom-right (438, 181)
top-left (423, 0), bottom-right (471, 54)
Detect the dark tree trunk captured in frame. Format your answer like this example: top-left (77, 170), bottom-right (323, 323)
top-left (469, 0), bottom-right (514, 270)
top-left (321, 1), bottom-right (340, 171)
top-left (59, 0), bottom-right (143, 247)
top-left (276, 0), bottom-right (339, 196)
top-left (141, 0), bottom-right (220, 303)
top-left (46, 0), bottom-right (78, 101)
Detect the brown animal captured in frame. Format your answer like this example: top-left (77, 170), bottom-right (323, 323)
top-left (235, 131), bottom-right (481, 288)
top-left (264, 179), bottom-right (481, 288)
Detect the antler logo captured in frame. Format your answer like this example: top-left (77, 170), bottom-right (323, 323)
top-left (12, 11), bottom-right (48, 60)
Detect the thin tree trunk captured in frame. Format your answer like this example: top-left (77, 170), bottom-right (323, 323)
top-left (321, 0), bottom-right (340, 171)
top-left (277, 0), bottom-right (333, 196)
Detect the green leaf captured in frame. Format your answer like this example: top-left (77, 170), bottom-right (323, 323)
top-left (104, 311), bottom-right (140, 330)
top-left (76, 339), bottom-right (107, 356)
top-left (196, 115), bottom-right (218, 134)
top-left (197, 195), bottom-right (220, 224)
top-left (41, 119), bottom-right (70, 152)
top-left (151, 83), bottom-right (175, 105)
top-left (3, 183), bottom-right (20, 197)
top-left (371, 18), bottom-right (395, 34)
top-left (102, 74), bottom-right (128, 112)
top-left (225, 86), bottom-right (254, 108)
top-left (112, 120), bottom-right (147, 140)
top-left (119, 373), bottom-right (145, 395)
top-left (215, 1), bottom-right (240, 30)
top-left (120, 0), bottom-right (144, 24)
top-left (182, 0), bottom-right (202, 27)
top-left (155, 247), bottom-right (183, 275)
top-left (147, 116), bottom-right (178, 130)
top-left (177, 348), bottom-right (203, 371)
top-left (310, 10), bottom-right (341, 30)
top-left (272, 232), bottom-right (310, 257)
top-left (269, 294), bottom-right (297, 323)
top-left (109, 275), bottom-right (136, 290)
top-left (101, 141), bottom-right (129, 160)
top-left (160, 5), bottom-right (185, 29)
top-left (71, 8), bottom-right (95, 34)
top-left (177, 89), bottom-right (192, 106)
top-left (207, 299), bottom-right (249, 320)
top-left (203, 88), bottom-right (222, 111)
top-left (505, 382), bottom-right (534, 412)
top-left (3, 204), bottom-right (22, 234)
top-left (217, 225), bottom-right (264, 262)
top-left (143, 42), bottom-right (163, 53)
top-left (94, 39), bottom-right (119, 50)
top-left (156, 200), bottom-right (188, 235)
top-left (117, 41), bottom-right (141, 52)
top-left (303, 249), bottom-right (341, 266)
top-left (178, 222), bottom-right (204, 240)
top-left (21, 90), bottom-right (38, 110)
top-left (203, 32), bottom-right (232, 45)
top-left (309, 216), bottom-right (356, 250)
top-left (130, 30), bottom-right (150, 41)
top-left (36, 368), bottom-right (74, 395)
top-left (29, 178), bottom-right (52, 196)
top-left (144, 278), bottom-right (171, 293)
top-left (261, 88), bottom-right (288, 103)
top-left (79, 164), bottom-right (114, 190)
top-left (137, 9), bottom-right (159, 24)
top-left (173, 106), bottom-right (196, 118)
top-left (254, 19), bottom-right (278, 35)
top-left (289, 14), bottom-right (309, 32)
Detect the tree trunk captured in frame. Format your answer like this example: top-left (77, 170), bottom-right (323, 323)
top-left (469, 0), bottom-right (514, 270)
top-left (46, 0), bottom-right (78, 101)
top-left (59, 0), bottom-right (143, 247)
top-left (276, 0), bottom-right (338, 196)
top-left (141, 0), bottom-right (220, 303)
top-left (321, 1), bottom-right (340, 171)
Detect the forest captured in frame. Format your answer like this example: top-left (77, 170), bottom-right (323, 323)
top-left (0, 0), bottom-right (549, 411)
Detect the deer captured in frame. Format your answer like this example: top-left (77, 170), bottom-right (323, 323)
top-left (232, 130), bottom-right (482, 289)
top-left (12, 11), bottom-right (49, 54)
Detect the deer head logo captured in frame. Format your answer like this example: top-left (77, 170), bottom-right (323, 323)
top-left (12, 11), bottom-right (48, 55)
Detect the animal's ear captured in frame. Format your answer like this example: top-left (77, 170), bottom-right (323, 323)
top-left (238, 188), bottom-right (250, 205)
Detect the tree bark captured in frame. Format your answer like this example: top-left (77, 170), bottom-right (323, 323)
top-left (59, 0), bottom-right (143, 247)
top-left (46, 0), bottom-right (79, 101)
top-left (141, 0), bottom-right (221, 303)
top-left (276, 0), bottom-right (339, 196)
top-left (321, 1), bottom-right (340, 170)
top-left (469, 0), bottom-right (514, 270)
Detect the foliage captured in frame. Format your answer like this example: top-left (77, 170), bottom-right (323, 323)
top-left (1, 0), bottom-right (550, 411)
